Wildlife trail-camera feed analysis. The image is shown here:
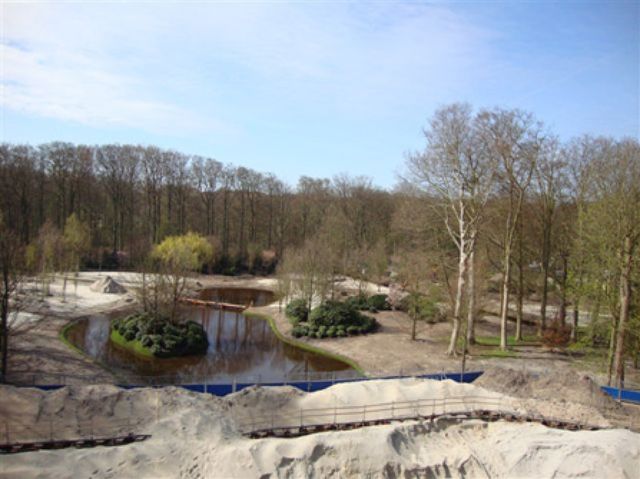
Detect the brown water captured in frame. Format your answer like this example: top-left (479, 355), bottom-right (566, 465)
top-left (65, 288), bottom-right (355, 384)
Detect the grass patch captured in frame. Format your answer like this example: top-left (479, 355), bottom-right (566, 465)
top-left (474, 334), bottom-right (540, 347)
top-left (110, 328), bottom-right (154, 358)
top-left (476, 348), bottom-right (518, 358)
top-left (246, 311), bottom-right (365, 376)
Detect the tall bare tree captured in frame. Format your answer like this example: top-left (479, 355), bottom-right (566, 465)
top-left (407, 103), bottom-right (495, 356)
top-left (478, 108), bottom-right (540, 350)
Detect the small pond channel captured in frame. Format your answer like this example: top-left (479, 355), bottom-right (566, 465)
top-left (66, 288), bottom-right (355, 384)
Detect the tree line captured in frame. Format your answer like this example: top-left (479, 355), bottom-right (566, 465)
top-left (0, 143), bottom-right (392, 274)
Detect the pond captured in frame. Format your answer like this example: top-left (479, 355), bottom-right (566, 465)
top-left (65, 287), bottom-right (356, 384)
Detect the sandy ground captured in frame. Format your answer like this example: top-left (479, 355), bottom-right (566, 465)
top-left (1, 376), bottom-right (639, 478)
top-left (8, 271), bottom-right (640, 388)
top-left (7, 274), bottom-right (139, 385)
top-left (254, 302), bottom-right (601, 379)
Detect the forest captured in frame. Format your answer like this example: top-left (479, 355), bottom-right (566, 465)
top-left (0, 103), bottom-right (638, 389)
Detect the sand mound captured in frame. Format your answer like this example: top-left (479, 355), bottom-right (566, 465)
top-left (2, 380), bottom-right (639, 478)
top-left (475, 367), bottom-right (620, 412)
top-left (90, 276), bottom-right (127, 294)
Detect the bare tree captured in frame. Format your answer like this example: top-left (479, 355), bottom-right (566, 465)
top-left (478, 108), bottom-right (540, 350)
top-left (533, 137), bottom-right (567, 335)
top-left (0, 214), bottom-right (24, 382)
top-left (407, 103), bottom-right (495, 356)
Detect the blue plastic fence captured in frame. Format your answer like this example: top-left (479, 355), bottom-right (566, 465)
top-left (601, 386), bottom-right (640, 404)
top-left (30, 371), bottom-right (484, 397)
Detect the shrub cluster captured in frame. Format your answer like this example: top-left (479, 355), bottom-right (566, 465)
top-left (345, 293), bottom-right (391, 312)
top-left (112, 313), bottom-right (209, 358)
top-left (399, 293), bottom-right (446, 323)
top-left (291, 300), bottom-right (378, 339)
top-left (285, 298), bottom-right (309, 324)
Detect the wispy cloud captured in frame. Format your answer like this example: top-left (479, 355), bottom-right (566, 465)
top-left (2, 2), bottom-right (498, 134)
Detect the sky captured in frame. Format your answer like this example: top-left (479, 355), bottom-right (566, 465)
top-left (1, 1), bottom-right (638, 188)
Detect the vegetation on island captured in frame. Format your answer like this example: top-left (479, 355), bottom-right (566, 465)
top-left (111, 313), bottom-right (208, 358)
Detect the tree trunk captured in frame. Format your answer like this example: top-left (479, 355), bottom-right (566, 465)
top-left (447, 247), bottom-right (467, 356)
top-left (539, 221), bottom-right (551, 336)
top-left (571, 297), bottom-right (580, 343)
top-left (516, 219), bottom-right (524, 341)
top-left (558, 255), bottom-right (568, 325)
top-left (1, 269), bottom-right (9, 383)
top-left (466, 246), bottom-right (476, 345)
top-left (499, 247), bottom-right (512, 350)
top-left (411, 314), bottom-right (417, 341)
top-left (607, 314), bottom-right (618, 386)
top-left (613, 235), bottom-right (633, 389)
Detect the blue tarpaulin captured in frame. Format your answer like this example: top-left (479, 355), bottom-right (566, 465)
top-left (601, 386), bottom-right (640, 404)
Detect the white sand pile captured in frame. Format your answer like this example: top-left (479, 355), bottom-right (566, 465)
top-left (1, 379), bottom-right (639, 478)
top-left (90, 276), bottom-right (127, 294)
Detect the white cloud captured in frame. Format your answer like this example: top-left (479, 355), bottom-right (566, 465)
top-left (1, 2), bottom-right (498, 132)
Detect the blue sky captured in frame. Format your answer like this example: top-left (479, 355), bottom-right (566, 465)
top-left (1, 1), bottom-right (638, 188)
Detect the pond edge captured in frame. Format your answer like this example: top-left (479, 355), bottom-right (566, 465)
top-left (245, 310), bottom-right (365, 376)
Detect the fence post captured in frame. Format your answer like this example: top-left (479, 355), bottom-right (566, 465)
top-left (49, 418), bottom-right (54, 441)
top-left (391, 402), bottom-right (395, 420)
top-left (363, 405), bottom-right (367, 423)
top-left (299, 409), bottom-right (303, 428)
top-left (232, 377), bottom-right (237, 393)
top-left (5, 422), bottom-right (9, 444)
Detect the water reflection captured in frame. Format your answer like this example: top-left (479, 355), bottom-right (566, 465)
top-left (66, 288), bottom-right (353, 384)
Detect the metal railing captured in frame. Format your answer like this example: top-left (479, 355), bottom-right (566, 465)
top-left (2, 415), bottom-right (142, 446)
top-left (236, 394), bottom-right (603, 437)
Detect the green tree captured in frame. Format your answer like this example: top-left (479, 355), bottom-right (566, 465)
top-left (151, 232), bottom-right (213, 321)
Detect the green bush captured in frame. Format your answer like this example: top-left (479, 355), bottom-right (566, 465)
top-left (111, 313), bottom-right (208, 358)
top-left (292, 324), bottom-right (309, 338)
top-left (294, 300), bottom-right (379, 338)
top-left (285, 298), bottom-right (309, 324)
top-left (400, 294), bottom-right (444, 323)
top-left (368, 294), bottom-right (390, 311)
top-left (345, 294), bottom-right (369, 310)
top-left (309, 301), bottom-right (362, 328)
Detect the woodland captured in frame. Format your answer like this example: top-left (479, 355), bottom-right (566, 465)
top-left (1, 103), bottom-right (639, 389)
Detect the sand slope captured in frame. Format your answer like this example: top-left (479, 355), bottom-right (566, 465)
top-left (2, 378), bottom-right (639, 478)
